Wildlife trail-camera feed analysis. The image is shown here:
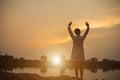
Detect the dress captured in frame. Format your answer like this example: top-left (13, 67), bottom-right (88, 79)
top-left (71, 35), bottom-right (85, 62)
top-left (68, 26), bottom-right (89, 62)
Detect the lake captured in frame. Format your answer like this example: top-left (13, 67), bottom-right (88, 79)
top-left (8, 67), bottom-right (120, 80)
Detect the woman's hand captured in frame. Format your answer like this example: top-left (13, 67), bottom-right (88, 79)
top-left (68, 21), bottom-right (72, 27)
top-left (85, 22), bottom-right (89, 27)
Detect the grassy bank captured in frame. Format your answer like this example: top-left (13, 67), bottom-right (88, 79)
top-left (0, 71), bottom-right (77, 80)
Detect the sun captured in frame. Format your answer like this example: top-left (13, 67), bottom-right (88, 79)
top-left (52, 56), bottom-right (61, 65)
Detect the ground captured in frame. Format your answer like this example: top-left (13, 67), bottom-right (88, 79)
top-left (0, 71), bottom-right (104, 80)
top-left (0, 71), bottom-right (77, 80)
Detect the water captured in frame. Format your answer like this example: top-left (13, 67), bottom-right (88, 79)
top-left (9, 67), bottom-right (120, 80)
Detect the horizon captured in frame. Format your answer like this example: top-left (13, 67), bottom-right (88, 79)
top-left (1, 53), bottom-right (120, 62)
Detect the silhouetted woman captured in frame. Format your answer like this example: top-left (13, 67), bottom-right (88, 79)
top-left (67, 21), bottom-right (90, 80)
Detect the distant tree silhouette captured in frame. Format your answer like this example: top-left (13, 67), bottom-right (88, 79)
top-left (91, 58), bottom-right (98, 62)
top-left (19, 57), bottom-right (25, 62)
top-left (40, 55), bottom-right (47, 63)
top-left (40, 55), bottom-right (48, 74)
top-left (40, 55), bottom-right (48, 67)
top-left (60, 55), bottom-right (66, 75)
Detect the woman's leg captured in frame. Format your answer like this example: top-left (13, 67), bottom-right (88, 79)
top-left (80, 68), bottom-right (83, 79)
top-left (75, 63), bottom-right (79, 80)
top-left (79, 63), bottom-right (84, 80)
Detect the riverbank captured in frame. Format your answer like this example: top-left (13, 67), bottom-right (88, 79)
top-left (0, 71), bottom-right (78, 80)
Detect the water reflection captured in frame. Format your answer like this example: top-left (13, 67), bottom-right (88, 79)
top-left (0, 65), bottom-right (120, 80)
top-left (0, 63), bottom-right (120, 74)
top-left (38, 65), bottom-right (120, 75)
top-left (40, 65), bottom-right (47, 74)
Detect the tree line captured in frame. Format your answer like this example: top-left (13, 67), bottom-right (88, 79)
top-left (0, 52), bottom-right (120, 71)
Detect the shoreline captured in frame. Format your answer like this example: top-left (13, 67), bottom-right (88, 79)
top-left (0, 71), bottom-right (78, 80)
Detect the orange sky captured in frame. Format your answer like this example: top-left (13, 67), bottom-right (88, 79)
top-left (0, 0), bottom-right (120, 60)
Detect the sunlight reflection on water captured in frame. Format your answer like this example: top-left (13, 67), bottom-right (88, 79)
top-left (11, 67), bottom-right (120, 80)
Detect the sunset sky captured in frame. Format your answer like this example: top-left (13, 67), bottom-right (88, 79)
top-left (0, 0), bottom-right (120, 60)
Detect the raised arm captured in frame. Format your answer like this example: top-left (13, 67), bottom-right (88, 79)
top-left (67, 21), bottom-right (74, 39)
top-left (82, 22), bottom-right (90, 39)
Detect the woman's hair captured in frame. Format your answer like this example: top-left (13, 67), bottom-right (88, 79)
top-left (74, 28), bottom-right (81, 35)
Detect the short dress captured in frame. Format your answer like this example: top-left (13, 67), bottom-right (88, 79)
top-left (71, 36), bottom-right (85, 62)
top-left (68, 27), bottom-right (89, 63)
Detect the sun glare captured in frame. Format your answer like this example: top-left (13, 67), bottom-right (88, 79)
top-left (52, 56), bottom-right (61, 65)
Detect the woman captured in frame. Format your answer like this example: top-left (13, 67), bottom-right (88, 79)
top-left (67, 21), bottom-right (90, 80)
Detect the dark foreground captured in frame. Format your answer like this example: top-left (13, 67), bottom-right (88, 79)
top-left (0, 71), bottom-right (77, 80)
top-left (0, 71), bottom-right (105, 80)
